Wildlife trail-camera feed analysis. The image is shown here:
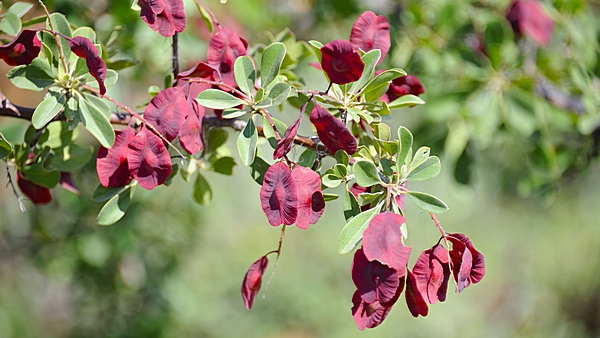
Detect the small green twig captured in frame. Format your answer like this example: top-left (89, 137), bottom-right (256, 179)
top-left (38, 0), bottom-right (69, 74)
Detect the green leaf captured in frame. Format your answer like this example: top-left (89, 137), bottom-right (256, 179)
top-left (32, 90), bottom-right (66, 129)
top-left (350, 49), bottom-right (380, 94)
top-left (308, 40), bottom-right (323, 62)
top-left (343, 186), bottom-right (361, 221)
top-left (92, 184), bottom-right (128, 202)
top-left (353, 160), bottom-right (381, 187)
top-left (297, 149), bottom-right (316, 168)
top-left (148, 85), bottom-right (161, 97)
top-left (195, 1), bottom-right (214, 33)
top-left (97, 186), bottom-right (135, 226)
top-left (338, 205), bottom-right (381, 254)
top-left (105, 58), bottom-right (139, 71)
top-left (197, 89), bottom-right (246, 109)
top-left (335, 150), bottom-right (349, 166)
top-left (206, 128), bottom-right (228, 151)
top-left (46, 13), bottom-right (72, 63)
top-left (407, 156), bottom-right (441, 181)
top-left (80, 97), bottom-right (115, 148)
top-left (254, 87), bottom-right (265, 102)
top-left (45, 121), bottom-right (78, 149)
top-left (262, 117), bottom-right (286, 149)
top-left (72, 26), bottom-right (96, 42)
top-left (388, 94), bottom-right (425, 109)
top-left (0, 12), bottom-right (21, 35)
top-left (362, 68), bottom-right (406, 102)
top-left (261, 42), bottom-right (286, 88)
top-left (221, 109), bottom-right (247, 119)
top-left (211, 156), bottom-right (236, 175)
top-left (84, 69), bottom-right (118, 89)
top-left (83, 93), bottom-right (111, 119)
top-left (6, 2), bottom-right (34, 18)
top-left (237, 117), bottom-right (258, 166)
top-left (373, 123), bottom-right (391, 141)
top-left (51, 145), bottom-right (93, 171)
top-left (409, 146), bottom-right (430, 170)
top-left (333, 163), bottom-right (348, 178)
top-left (7, 58), bottom-right (55, 91)
top-left (0, 132), bottom-right (13, 160)
top-left (234, 56), bottom-right (256, 96)
top-left (193, 172), bottom-right (212, 205)
top-left (358, 191), bottom-right (384, 206)
top-left (24, 124), bottom-right (49, 146)
top-left (407, 192), bottom-right (448, 214)
top-left (63, 97), bottom-right (80, 127)
top-left (249, 156), bottom-right (269, 185)
top-left (346, 107), bottom-right (361, 123)
top-left (397, 126), bottom-right (413, 167)
top-left (267, 82), bottom-right (291, 106)
top-left (21, 163), bottom-right (60, 188)
top-left (255, 97), bottom-right (273, 109)
top-left (379, 140), bottom-right (399, 157)
top-left (21, 15), bottom-right (47, 28)
top-left (322, 173), bottom-right (343, 188)
top-left (323, 193), bottom-right (338, 201)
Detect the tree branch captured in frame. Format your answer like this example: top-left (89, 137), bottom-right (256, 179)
top-left (0, 89), bottom-right (327, 153)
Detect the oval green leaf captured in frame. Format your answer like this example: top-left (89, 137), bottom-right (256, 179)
top-left (396, 126), bottom-right (413, 168)
top-left (7, 58), bottom-right (56, 91)
top-left (353, 160), bottom-right (381, 187)
top-left (234, 56), bottom-right (256, 96)
top-left (362, 68), bottom-right (406, 101)
top-left (0, 13), bottom-right (21, 36)
top-left (350, 49), bottom-right (380, 94)
top-left (97, 186), bottom-right (135, 226)
top-left (407, 156), bottom-right (441, 181)
top-left (193, 172), bottom-right (212, 206)
top-left (32, 91), bottom-right (66, 129)
top-left (388, 94), bottom-right (425, 109)
top-left (261, 42), bottom-right (286, 88)
top-left (0, 132), bottom-right (12, 160)
top-left (267, 82), bottom-right (291, 106)
top-left (7, 2), bottom-right (34, 18)
top-left (197, 89), bottom-right (246, 109)
top-left (21, 163), bottom-right (60, 188)
top-left (407, 191), bottom-right (448, 214)
top-left (322, 173), bottom-right (342, 188)
top-left (237, 117), bottom-right (258, 166)
top-left (338, 205), bottom-right (381, 254)
top-left (92, 184), bottom-right (128, 202)
top-left (80, 97), bottom-right (115, 148)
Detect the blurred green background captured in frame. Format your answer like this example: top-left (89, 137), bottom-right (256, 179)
top-left (1, 0), bottom-right (600, 337)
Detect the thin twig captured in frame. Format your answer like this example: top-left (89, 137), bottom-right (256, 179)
top-left (38, 0), bottom-right (69, 73)
top-left (81, 85), bottom-right (186, 159)
top-left (257, 108), bottom-right (281, 142)
top-left (5, 164), bottom-right (25, 212)
top-left (185, 78), bottom-right (250, 102)
top-left (263, 225), bottom-right (287, 298)
top-left (430, 213), bottom-right (449, 248)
